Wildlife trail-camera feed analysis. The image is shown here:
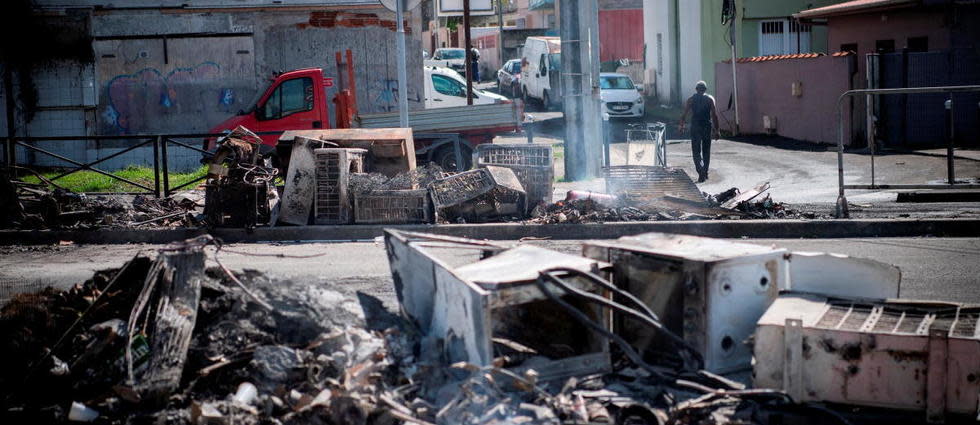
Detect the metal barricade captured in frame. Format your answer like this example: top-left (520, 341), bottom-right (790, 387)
top-left (2, 132), bottom-right (277, 197)
top-left (835, 85), bottom-right (980, 218)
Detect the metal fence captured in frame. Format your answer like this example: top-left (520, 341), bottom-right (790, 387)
top-left (3, 133), bottom-right (232, 198)
top-left (835, 85), bottom-right (980, 218)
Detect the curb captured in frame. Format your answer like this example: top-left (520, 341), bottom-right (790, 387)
top-left (2, 219), bottom-right (978, 245)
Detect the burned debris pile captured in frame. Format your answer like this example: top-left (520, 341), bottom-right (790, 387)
top-left (0, 237), bottom-right (414, 424)
top-left (1, 167), bottom-right (201, 230)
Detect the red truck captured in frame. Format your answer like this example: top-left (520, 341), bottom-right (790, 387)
top-left (207, 66), bottom-right (522, 170)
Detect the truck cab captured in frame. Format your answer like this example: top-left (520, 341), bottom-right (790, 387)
top-left (208, 68), bottom-right (332, 147)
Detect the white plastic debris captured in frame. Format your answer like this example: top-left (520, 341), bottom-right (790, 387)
top-left (67, 401), bottom-right (99, 422)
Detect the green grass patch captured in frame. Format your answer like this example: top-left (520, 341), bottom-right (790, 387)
top-left (19, 165), bottom-right (208, 193)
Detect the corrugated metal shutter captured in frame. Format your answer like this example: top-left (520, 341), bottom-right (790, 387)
top-left (598, 10), bottom-right (644, 62)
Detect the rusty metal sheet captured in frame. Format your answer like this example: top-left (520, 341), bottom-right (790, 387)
top-left (279, 137), bottom-right (317, 225)
top-left (787, 251), bottom-right (901, 299)
top-left (604, 166), bottom-right (706, 205)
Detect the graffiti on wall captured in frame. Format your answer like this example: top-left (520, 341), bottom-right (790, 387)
top-left (102, 62), bottom-right (235, 134)
top-left (370, 78), bottom-right (422, 112)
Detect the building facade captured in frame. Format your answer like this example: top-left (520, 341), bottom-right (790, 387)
top-left (2, 0), bottom-right (424, 170)
top-left (643, 0), bottom-right (845, 105)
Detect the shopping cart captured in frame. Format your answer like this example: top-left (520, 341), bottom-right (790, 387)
top-left (624, 122), bottom-right (667, 167)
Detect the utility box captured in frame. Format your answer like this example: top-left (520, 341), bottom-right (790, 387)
top-left (754, 293), bottom-right (980, 422)
top-left (584, 233), bottom-right (790, 373)
top-left (584, 233), bottom-right (902, 373)
top-left (385, 230), bottom-right (613, 382)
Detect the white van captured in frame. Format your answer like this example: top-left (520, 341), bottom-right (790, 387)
top-left (423, 66), bottom-right (508, 109)
top-left (520, 37), bottom-right (562, 110)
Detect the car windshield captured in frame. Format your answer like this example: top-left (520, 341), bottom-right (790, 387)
top-left (439, 49), bottom-right (465, 59)
top-left (600, 76), bottom-right (635, 90)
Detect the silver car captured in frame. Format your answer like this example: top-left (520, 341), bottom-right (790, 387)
top-left (496, 59), bottom-right (522, 98)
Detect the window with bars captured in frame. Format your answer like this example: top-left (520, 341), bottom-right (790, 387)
top-left (758, 19), bottom-right (812, 56)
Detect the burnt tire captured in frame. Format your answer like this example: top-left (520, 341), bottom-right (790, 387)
top-left (432, 145), bottom-right (472, 172)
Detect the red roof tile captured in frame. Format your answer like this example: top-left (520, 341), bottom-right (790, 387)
top-left (722, 52), bottom-right (842, 64)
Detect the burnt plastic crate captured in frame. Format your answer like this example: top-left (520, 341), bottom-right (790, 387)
top-left (354, 190), bottom-right (433, 224)
top-left (475, 144), bottom-right (554, 205)
top-left (314, 148), bottom-right (367, 224)
top-left (428, 168), bottom-right (496, 209)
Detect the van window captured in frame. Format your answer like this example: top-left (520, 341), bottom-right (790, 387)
top-left (432, 74), bottom-right (465, 97)
top-left (539, 54), bottom-right (548, 76)
top-left (259, 77), bottom-right (313, 120)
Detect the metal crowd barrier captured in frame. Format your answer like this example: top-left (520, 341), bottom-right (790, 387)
top-left (835, 85), bottom-right (980, 218)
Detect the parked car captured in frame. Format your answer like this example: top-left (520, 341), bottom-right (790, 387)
top-left (496, 59), bottom-right (522, 98)
top-left (423, 66), bottom-right (508, 108)
top-left (425, 48), bottom-right (467, 74)
top-left (520, 36), bottom-right (562, 110)
top-left (599, 73), bottom-right (644, 118)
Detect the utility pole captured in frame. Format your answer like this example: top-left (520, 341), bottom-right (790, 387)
top-left (497, 0), bottom-right (505, 72)
top-left (464, 0), bottom-right (474, 105)
top-left (396, 0), bottom-right (410, 127)
top-left (561, 0), bottom-right (602, 180)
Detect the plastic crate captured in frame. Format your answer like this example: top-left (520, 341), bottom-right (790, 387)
top-left (428, 168), bottom-right (496, 208)
top-left (354, 190), bottom-right (433, 224)
top-left (475, 144), bottom-right (554, 205)
top-left (474, 144), bottom-right (553, 167)
top-left (314, 148), bottom-right (367, 224)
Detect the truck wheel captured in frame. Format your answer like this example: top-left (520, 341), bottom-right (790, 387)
top-left (432, 145), bottom-right (472, 172)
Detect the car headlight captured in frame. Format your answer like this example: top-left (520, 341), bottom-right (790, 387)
top-left (635, 98), bottom-right (644, 105)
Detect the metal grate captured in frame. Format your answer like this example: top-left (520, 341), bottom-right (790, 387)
top-left (354, 190), bottom-right (433, 224)
top-left (604, 166), bottom-right (705, 205)
top-left (314, 148), bottom-right (365, 225)
top-left (817, 302), bottom-right (980, 338)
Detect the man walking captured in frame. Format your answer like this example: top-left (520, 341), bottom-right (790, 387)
top-left (678, 81), bottom-right (720, 182)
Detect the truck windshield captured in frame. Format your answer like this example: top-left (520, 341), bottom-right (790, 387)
top-left (600, 76), bottom-right (635, 90)
top-left (439, 49), bottom-right (466, 59)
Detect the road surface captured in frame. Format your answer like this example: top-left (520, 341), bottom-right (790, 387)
top-left (2, 237), bottom-right (977, 309)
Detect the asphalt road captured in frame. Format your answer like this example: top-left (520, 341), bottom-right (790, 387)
top-left (2, 237), bottom-right (977, 308)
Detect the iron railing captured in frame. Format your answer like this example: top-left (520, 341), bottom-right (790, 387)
top-left (835, 85), bottom-right (980, 218)
top-left (2, 132), bottom-right (264, 198)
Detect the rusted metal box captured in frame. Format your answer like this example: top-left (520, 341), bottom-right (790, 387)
top-left (385, 230), bottom-right (613, 382)
top-left (584, 233), bottom-right (789, 373)
top-left (754, 293), bottom-right (980, 422)
top-left (583, 234), bottom-right (902, 374)
top-left (314, 148), bottom-right (366, 225)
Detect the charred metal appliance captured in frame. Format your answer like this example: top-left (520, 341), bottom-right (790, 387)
top-left (755, 293), bottom-right (979, 423)
top-left (584, 233), bottom-right (901, 373)
top-left (204, 165), bottom-right (279, 229)
top-left (384, 230), bottom-right (612, 381)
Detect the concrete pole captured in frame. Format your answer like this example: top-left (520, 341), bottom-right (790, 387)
top-left (464, 0), bottom-right (474, 105)
top-left (497, 0), bottom-right (505, 71)
top-left (560, 0), bottom-right (602, 180)
top-left (396, 0), bottom-right (409, 127)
